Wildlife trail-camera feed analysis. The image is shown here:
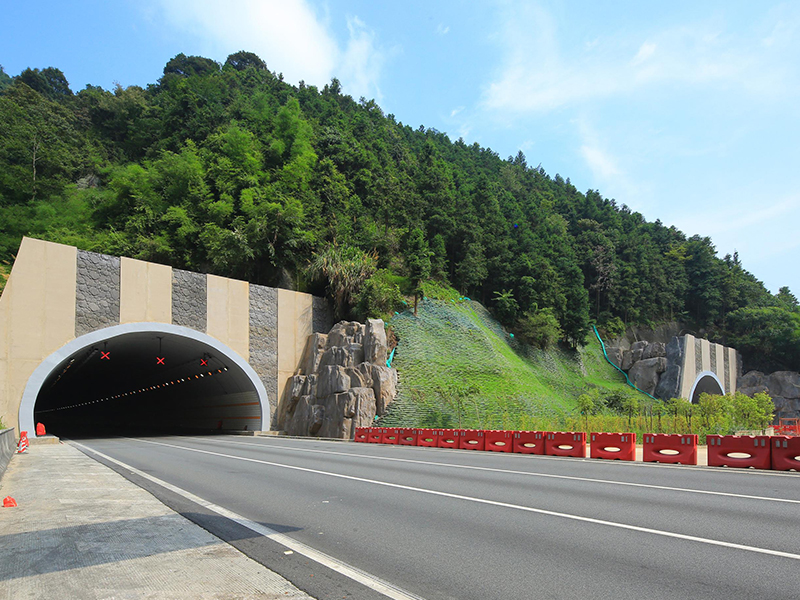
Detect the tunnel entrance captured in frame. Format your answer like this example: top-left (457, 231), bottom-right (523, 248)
top-left (690, 372), bottom-right (725, 404)
top-left (20, 324), bottom-right (268, 437)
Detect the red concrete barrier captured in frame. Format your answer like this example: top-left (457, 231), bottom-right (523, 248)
top-left (381, 428), bottom-right (400, 444)
top-left (459, 429), bottom-right (485, 451)
top-left (545, 432), bottom-right (586, 458)
top-left (771, 436), bottom-right (800, 471)
top-left (512, 431), bottom-right (545, 454)
top-left (437, 429), bottom-right (460, 449)
top-left (354, 427), bottom-right (368, 443)
top-left (398, 428), bottom-right (418, 446)
top-left (707, 435), bottom-right (771, 469)
top-left (590, 432), bottom-right (636, 461)
top-left (642, 434), bottom-right (698, 465)
top-left (366, 427), bottom-right (383, 443)
top-left (485, 430), bottom-right (513, 452)
top-left (415, 429), bottom-right (439, 447)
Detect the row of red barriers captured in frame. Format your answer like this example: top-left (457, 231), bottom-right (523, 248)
top-left (354, 427), bottom-right (800, 471)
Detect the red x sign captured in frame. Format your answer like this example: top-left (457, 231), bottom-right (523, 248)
top-left (200, 359), bottom-right (208, 366)
top-left (100, 351), bottom-right (110, 360)
top-left (156, 357), bottom-right (165, 365)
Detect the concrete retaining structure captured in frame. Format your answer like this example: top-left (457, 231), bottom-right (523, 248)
top-left (0, 237), bottom-right (332, 434)
top-left (0, 427), bottom-right (15, 480)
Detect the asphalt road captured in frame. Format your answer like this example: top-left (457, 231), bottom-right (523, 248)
top-left (74, 435), bottom-right (800, 600)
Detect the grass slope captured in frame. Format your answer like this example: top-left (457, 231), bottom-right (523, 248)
top-left (380, 298), bottom-right (634, 431)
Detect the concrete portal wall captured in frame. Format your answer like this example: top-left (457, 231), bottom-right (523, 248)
top-left (0, 238), bottom-right (331, 433)
top-left (678, 334), bottom-right (738, 400)
top-left (0, 239), bottom-right (77, 433)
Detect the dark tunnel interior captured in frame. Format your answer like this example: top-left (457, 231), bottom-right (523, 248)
top-left (690, 375), bottom-right (724, 404)
top-left (34, 331), bottom-right (261, 437)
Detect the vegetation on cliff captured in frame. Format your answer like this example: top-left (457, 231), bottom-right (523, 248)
top-left (0, 54), bottom-right (798, 371)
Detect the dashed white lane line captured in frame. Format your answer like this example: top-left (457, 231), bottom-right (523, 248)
top-left (109, 437), bottom-right (800, 562)
top-left (71, 441), bottom-right (427, 600)
top-left (186, 435), bottom-right (800, 506)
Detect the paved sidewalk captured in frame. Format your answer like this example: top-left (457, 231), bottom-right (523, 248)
top-left (0, 442), bottom-right (315, 600)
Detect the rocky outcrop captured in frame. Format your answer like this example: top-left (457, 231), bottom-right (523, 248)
top-left (606, 336), bottom-right (684, 401)
top-left (277, 320), bottom-right (397, 439)
top-left (739, 370), bottom-right (800, 420)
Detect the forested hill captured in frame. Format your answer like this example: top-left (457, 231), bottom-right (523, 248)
top-left (0, 53), bottom-right (798, 372)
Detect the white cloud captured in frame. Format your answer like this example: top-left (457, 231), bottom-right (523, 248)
top-left (153, 0), bottom-right (385, 99)
top-left (437, 24), bottom-right (450, 36)
top-left (580, 145), bottom-right (620, 179)
top-left (450, 106), bottom-right (465, 117)
top-left (481, 3), bottom-right (795, 114)
top-left (339, 16), bottom-right (384, 102)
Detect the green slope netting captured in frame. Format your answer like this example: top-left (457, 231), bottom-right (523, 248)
top-left (379, 299), bottom-right (632, 430)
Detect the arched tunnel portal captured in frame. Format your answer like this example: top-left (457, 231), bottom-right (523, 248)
top-left (689, 371), bottom-right (725, 404)
top-left (19, 323), bottom-right (269, 437)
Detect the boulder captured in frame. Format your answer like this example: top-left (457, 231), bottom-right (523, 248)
top-left (642, 342), bottom-right (666, 360)
top-left (316, 365), bottom-right (350, 398)
top-left (348, 343), bottom-right (365, 366)
top-left (628, 357), bottom-right (667, 395)
top-left (630, 341), bottom-right (649, 364)
top-left (371, 365), bottom-right (398, 416)
top-left (301, 333), bottom-right (327, 375)
top-left (345, 366), bottom-right (369, 388)
top-left (766, 371), bottom-right (800, 399)
top-left (284, 395), bottom-right (314, 436)
top-left (309, 404), bottom-right (325, 435)
top-left (365, 319), bottom-right (388, 365)
top-left (302, 373), bottom-right (317, 397)
top-left (327, 321), bottom-right (365, 348)
top-left (654, 364), bottom-right (681, 401)
top-left (606, 346), bottom-right (624, 369)
top-left (319, 346), bottom-right (354, 369)
top-left (737, 370), bottom-right (769, 397)
top-left (621, 350), bottom-right (634, 372)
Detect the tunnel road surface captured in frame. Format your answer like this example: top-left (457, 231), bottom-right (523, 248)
top-left (73, 435), bottom-right (800, 600)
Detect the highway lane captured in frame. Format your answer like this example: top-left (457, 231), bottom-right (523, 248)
top-left (74, 435), bottom-right (800, 600)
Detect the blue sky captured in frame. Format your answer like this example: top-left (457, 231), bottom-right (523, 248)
top-left (2, 0), bottom-right (799, 295)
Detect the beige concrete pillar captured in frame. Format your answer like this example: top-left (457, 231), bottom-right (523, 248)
top-left (206, 275), bottom-right (249, 361)
top-left (0, 238), bottom-right (77, 432)
top-left (119, 258), bottom-right (172, 324)
top-left (679, 334), bottom-right (696, 399)
top-left (713, 343), bottom-right (725, 388)
top-left (276, 290), bottom-right (314, 404)
top-left (700, 339), bottom-right (711, 373)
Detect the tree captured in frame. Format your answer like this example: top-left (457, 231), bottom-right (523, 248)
top-left (492, 289), bottom-right (519, 325)
top-left (576, 393), bottom-right (594, 430)
top-left (307, 244), bottom-right (377, 320)
top-left (405, 227), bottom-right (431, 315)
top-left (225, 51), bottom-right (267, 72)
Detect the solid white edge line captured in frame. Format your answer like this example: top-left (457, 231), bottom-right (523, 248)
top-left (186, 435), bottom-right (800, 505)
top-left (70, 441), bottom-right (428, 600)
top-left (117, 437), bottom-right (800, 562)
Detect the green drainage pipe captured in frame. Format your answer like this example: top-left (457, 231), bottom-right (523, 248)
top-left (592, 324), bottom-right (657, 402)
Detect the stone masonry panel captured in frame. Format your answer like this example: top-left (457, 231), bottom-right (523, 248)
top-left (172, 269), bottom-right (207, 332)
top-left (249, 284), bottom-right (278, 421)
top-left (75, 250), bottom-right (120, 337)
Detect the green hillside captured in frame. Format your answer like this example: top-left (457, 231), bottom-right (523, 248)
top-left (380, 297), bottom-right (633, 431)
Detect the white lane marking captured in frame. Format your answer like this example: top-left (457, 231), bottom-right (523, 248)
top-left (117, 437), bottom-right (800, 562)
top-left (70, 441), bottom-right (427, 600)
top-left (183, 436), bottom-right (800, 506)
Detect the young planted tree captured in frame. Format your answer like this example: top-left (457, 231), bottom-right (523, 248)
top-left (405, 227), bottom-right (432, 315)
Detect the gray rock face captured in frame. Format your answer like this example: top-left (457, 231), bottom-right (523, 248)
top-left (621, 350), bottom-right (634, 371)
top-left (276, 318), bottom-right (397, 438)
top-left (301, 333), bottom-right (327, 376)
top-left (371, 365), bottom-right (398, 416)
top-left (630, 341), bottom-right (649, 364)
top-left (629, 357), bottom-right (668, 395)
top-left (642, 342), bottom-right (666, 360)
top-left (316, 365), bottom-right (350, 398)
top-left (654, 337), bottom-right (684, 400)
top-left (365, 319), bottom-right (388, 365)
top-left (767, 371), bottom-right (800, 399)
top-left (606, 346), bottom-right (624, 369)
